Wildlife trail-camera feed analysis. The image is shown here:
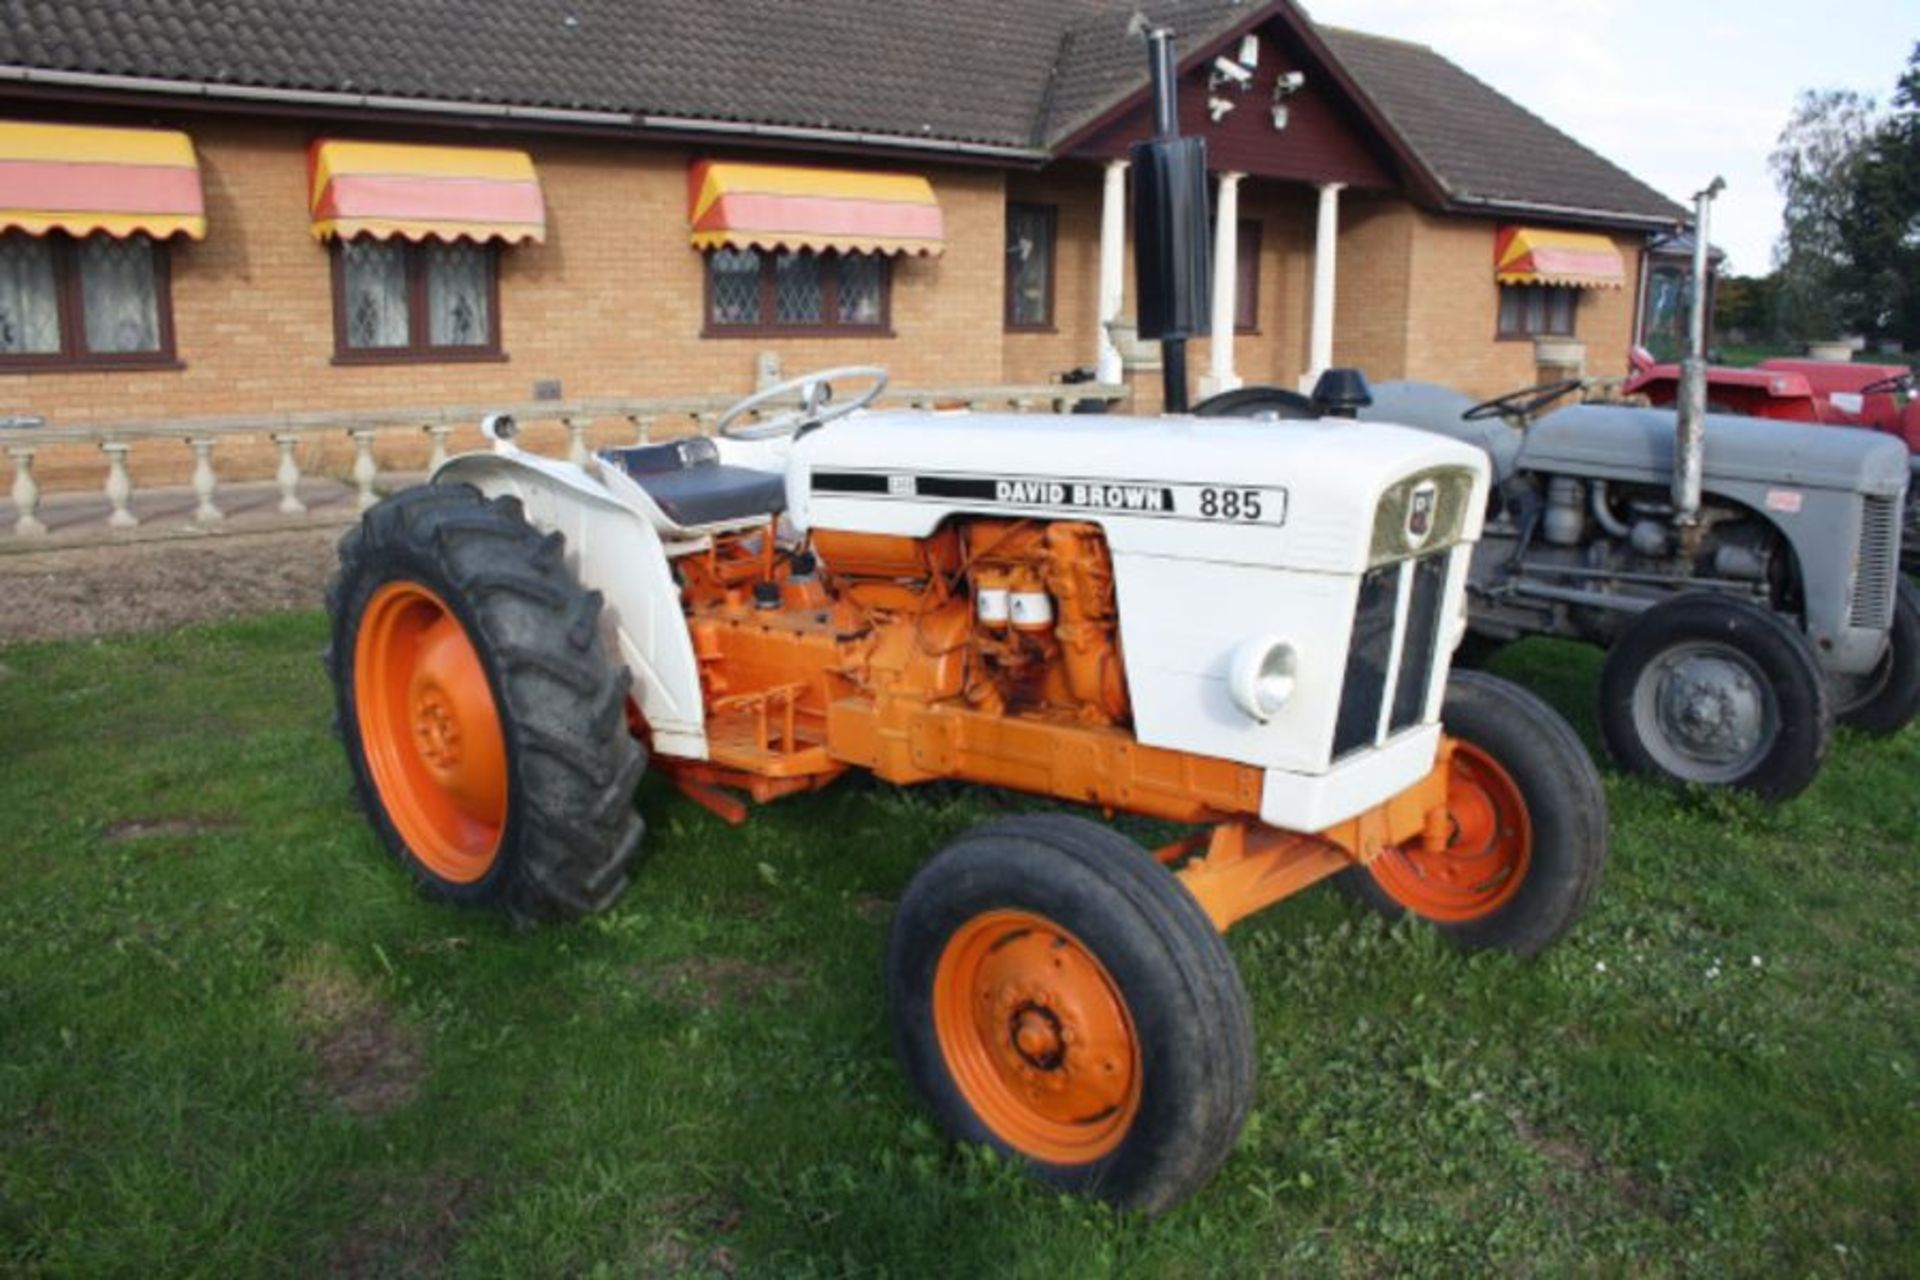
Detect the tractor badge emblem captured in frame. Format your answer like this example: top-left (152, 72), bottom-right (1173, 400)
top-left (1405, 480), bottom-right (1438, 549)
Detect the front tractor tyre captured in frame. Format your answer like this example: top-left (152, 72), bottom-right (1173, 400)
top-left (326, 483), bottom-right (646, 923)
top-left (1598, 593), bottom-right (1831, 801)
top-left (1342, 671), bottom-right (1608, 958)
top-left (887, 814), bottom-right (1256, 1214)
top-left (1834, 578), bottom-right (1920, 736)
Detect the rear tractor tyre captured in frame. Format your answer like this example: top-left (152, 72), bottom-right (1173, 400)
top-left (1597, 593), bottom-right (1830, 801)
top-left (886, 813), bottom-right (1256, 1214)
top-left (326, 482), bottom-right (646, 923)
top-left (1340, 671), bottom-right (1607, 958)
top-left (1834, 578), bottom-right (1920, 736)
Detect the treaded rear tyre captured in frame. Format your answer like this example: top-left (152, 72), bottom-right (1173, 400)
top-left (1597, 592), bottom-right (1830, 801)
top-left (326, 482), bottom-right (645, 923)
top-left (887, 813), bottom-right (1256, 1214)
top-left (1836, 578), bottom-right (1920, 736)
top-left (1340, 671), bottom-right (1607, 958)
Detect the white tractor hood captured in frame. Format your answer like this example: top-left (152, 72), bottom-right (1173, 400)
top-left (786, 408), bottom-right (1489, 575)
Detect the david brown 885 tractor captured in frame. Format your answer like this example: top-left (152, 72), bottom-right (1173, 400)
top-left (325, 364), bottom-right (1608, 1212)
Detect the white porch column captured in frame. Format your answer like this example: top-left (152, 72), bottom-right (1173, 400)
top-left (1201, 171), bottom-right (1245, 397)
top-left (1095, 159), bottom-right (1129, 384)
top-left (1301, 181), bottom-right (1345, 393)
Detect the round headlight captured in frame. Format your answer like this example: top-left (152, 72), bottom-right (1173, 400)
top-left (1228, 636), bottom-right (1298, 722)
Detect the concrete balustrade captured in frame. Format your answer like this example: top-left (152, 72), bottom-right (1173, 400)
top-left (0, 381), bottom-right (1128, 544)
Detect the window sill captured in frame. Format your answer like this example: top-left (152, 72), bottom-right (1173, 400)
top-left (1495, 332), bottom-right (1577, 343)
top-left (0, 357), bottom-right (184, 375)
top-left (332, 349), bottom-right (509, 367)
top-left (1005, 324), bottom-right (1059, 335)
top-left (701, 326), bottom-right (895, 340)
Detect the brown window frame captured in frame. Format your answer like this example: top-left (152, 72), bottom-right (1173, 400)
top-left (1234, 218), bottom-right (1263, 334)
top-left (0, 230), bottom-right (181, 373)
top-left (330, 238), bottom-right (506, 366)
top-left (1003, 202), bottom-right (1058, 332)
top-left (1496, 283), bottom-right (1580, 340)
top-left (701, 247), bottom-right (894, 338)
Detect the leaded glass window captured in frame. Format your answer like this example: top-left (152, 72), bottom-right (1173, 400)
top-left (1498, 284), bottom-right (1578, 338)
top-left (774, 252), bottom-right (823, 325)
top-left (704, 247), bottom-right (889, 334)
top-left (0, 230), bottom-right (177, 369)
top-left (1004, 203), bottom-right (1055, 329)
top-left (0, 235), bottom-right (60, 355)
top-left (79, 235), bottom-right (162, 354)
top-left (427, 243), bottom-right (490, 348)
top-left (333, 237), bottom-right (501, 360)
top-left (710, 248), bottom-right (762, 326)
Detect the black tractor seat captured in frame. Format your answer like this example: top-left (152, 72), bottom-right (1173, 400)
top-left (600, 437), bottom-right (786, 531)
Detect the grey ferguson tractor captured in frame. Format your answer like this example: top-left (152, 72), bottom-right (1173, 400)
top-left (1198, 374), bottom-right (1917, 801)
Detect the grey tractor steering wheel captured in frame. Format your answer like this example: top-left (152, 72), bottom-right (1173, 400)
top-left (1462, 378), bottom-right (1585, 423)
top-left (715, 366), bottom-right (890, 440)
top-left (1859, 370), bottom-right (1915, 397)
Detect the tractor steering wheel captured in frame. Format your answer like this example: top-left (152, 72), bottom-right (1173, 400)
top-left (715, 366), bottom-right (889, 440)
top-left (1859, 370), bottom-right (1915, 397)
top-left (1462, 378), bottom-right (1586, 423)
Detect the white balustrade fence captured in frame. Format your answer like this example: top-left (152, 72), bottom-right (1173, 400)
top-left (1, 382), bottom-right (1126, 542)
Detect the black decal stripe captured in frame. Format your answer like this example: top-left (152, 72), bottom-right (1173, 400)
top-left (812, 471), bottom-right (890, 495)
top-left (916, 477), bottom-right (999, 501)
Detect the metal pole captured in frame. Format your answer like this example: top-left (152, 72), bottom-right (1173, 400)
top-left (1673, 176), bottom-right (1724, 526)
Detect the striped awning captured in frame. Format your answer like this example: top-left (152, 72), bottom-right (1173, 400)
top-left (689, 160), bottom-right (944, 256)
top-left (1495, 226), bottom-right (1625, 288)
top-left (0, 120), bottom-right (206, 240)
top-left (308, 140), bottom-right (546, 244)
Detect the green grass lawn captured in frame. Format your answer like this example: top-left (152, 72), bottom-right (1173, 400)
top-left (2, 613), bottom-right (1916, 1276)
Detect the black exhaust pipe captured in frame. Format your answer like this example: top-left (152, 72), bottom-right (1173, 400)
top-left (1130, 24), bottom-right (1211, 414)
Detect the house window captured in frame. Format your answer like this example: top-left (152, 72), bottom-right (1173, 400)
top-left (0, 231), bottom-right (176, 370)
top-left (1235, 219), bottom-right (1263, 333)
top-left (1005, 203), bottom-right (1057, 330)
top-left (705, 248), bottom-right (890, 334)
top-left (332, 238), bottom-right (500, 362)
top-left (1498, 284), bottom-right (1578, 338)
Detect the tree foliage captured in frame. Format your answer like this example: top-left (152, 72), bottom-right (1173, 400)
top-left (1767, 88), bottom-right (1882, 340)
top-left (1836, 43), bottom-right (1920, 348)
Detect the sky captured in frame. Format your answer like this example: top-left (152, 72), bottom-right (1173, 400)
top-left (1303, 0), bottom-right (1917, 275)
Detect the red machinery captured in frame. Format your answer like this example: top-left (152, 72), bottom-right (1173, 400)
top-left (1624, 347), bottom-right (1920, 454)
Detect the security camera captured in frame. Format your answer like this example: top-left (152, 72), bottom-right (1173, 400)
top-left (1238, 34), bottom-right (1260, 68)
top-left (1208, 96), bottom-right (1236, 123)
top-left (1211, 56), bottom-right (1253, 88)
top-left (1274, 70), bottom-right (1306, 96)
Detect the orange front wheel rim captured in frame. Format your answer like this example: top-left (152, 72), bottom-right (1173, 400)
top-left (353, 581), bottom-right (508, 883)
top-left (1370, 743), bottom-right (1531, 922)
top-left (932, 910), bottom-right (1142, 1165)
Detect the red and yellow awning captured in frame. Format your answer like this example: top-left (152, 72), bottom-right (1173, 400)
top-left (1495, 226), bottom-right (1625, 288)
top-left (689, 160), bottom-right (944, 256)
top-left (0, 120), bottom-right (206, 240)
top-left (308, 140), bottom-right (546, 244)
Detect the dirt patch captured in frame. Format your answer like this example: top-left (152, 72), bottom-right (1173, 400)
top-left (852, 893), bottom-right (894, 924)
top-left (326, 1170), bottom-right (478, 1278)
top-left (284, 961), bottom-right (425, 1118)
top-left (0, 525), bottom-right (344, 645)
top-left (1508, 1108), bottom-right (1657, 1214)
top-left (632, 957), bottom-right (805, 1013)
top-left (104, 816), bottom-right (240, 842)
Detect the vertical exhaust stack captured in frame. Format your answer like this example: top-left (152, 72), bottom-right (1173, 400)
top-left (1129, 22), bottom-right (1212, 414)
top-left (1673, 176), bottom-right (1725, 527)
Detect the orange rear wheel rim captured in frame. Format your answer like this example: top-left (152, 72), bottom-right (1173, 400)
top-left (353, 581), bottom-right (508, 883)
top-left (1369, 743), bottom-right (1531, 922)
top-left (932, 909), bottom-right (1142, 1165)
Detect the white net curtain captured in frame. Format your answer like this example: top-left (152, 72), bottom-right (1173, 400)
top-left (341, 237), bottom-right (493, 350)
top-left (79, 235), bottom-right (162, 354)
top-left (0, 234), bottom-right (60, 354)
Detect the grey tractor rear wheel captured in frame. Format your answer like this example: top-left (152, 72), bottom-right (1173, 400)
top-left (1598, 593), bottom-right (1830, 801)
top-left (326, 482), bottom-right (645, 923)
top-left (1835, 578), bottom-right (1920, 736)
top-left (886, 813), bottom-right (1256, 1214)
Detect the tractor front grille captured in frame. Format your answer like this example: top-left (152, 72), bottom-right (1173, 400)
top-left (1850, 495), bottom-right (1900, 629)
top-left (1333, 551), bottom-right (1452, 760)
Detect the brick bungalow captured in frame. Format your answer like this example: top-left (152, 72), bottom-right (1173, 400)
top-left (0, 0), bottom-right (1684, 453)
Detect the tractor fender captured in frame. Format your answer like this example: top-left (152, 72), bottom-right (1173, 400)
top-left (434, 451), bottom-right (708, 761)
